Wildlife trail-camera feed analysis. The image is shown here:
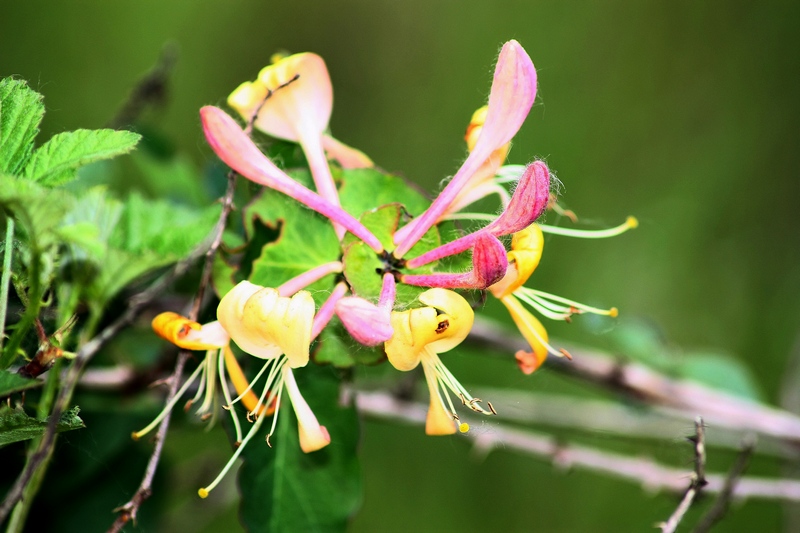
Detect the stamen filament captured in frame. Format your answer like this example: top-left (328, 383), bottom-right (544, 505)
top-left (198, 399), bottom-right (268, 498)
top-left (518, 287), bottom-right (618, 317)
top-left (198, 350), bottom-right (218, 415)
top-left (538, 217), bottom-right (638, 239)
top-left (132, 362), bottom-right (205, 440)
top-left (218, 347), bottom-right (244, 444)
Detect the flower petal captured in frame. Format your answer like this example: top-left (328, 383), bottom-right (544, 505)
top-left (335, 296), bottom-right (394, 347)
top-left (152, 312), bottom-right (229, 350)
top-left (499, 294), bottom-right (549, 365)
top-left (489, 224), bottom-right (544, 298)
top-left (393, 40), bottom-right (537, 256)
top-left (283, 367), bottom-right (331, 453)
top-left (422, 361), bottom-right (457, 435)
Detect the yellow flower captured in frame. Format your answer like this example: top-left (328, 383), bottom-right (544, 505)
top-left (135, 313), bottom-right (270, 446)
top-left (489, 224), bottom-right (624, 372)
top-left (385, 289), bottom-right (493, 435)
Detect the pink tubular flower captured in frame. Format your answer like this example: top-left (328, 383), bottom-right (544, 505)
top-left (335, 273), bottom-right (396, 346)
top-left (401, 232), bottom-right (508, 289)
top-left (393, 40), bottom-right (537, 258)
top-left (405, 161), bottom-right (550, 269)
top-left (200, 106), bottom-right (384, 253)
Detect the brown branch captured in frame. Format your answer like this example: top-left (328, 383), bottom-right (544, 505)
top-left (469, 318), bottom-right (800, 445)
top-left (660, 418), bottom-right (708, 533)
top-left (355, 390), bottom-right (800, 502)
top-left (0, 243), bottom-right (206, 524)
top-left (693, 437), bottom-right (756, 533)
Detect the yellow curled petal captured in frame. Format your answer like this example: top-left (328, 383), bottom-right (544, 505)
top-left (418, 289), bottom-right (474, 353)
top-left (223, 345), bottom-right (272, 416)
top-left (385, 307), bottom-right (435, 371)
top-left (152, 312), bottom-right (229, 350)
top-left (500, 294), bottom-right (549, 365)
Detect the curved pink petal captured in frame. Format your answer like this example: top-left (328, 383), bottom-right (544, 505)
top-left (335, 296), bottom-right (394, 346)
top-left (200, 106), bottom-right (383, 253)
top-left (393, 40), bottom-right (537, 257)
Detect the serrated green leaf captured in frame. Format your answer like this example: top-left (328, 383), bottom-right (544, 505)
top-left (0, 370), bottom-right (41, 396)
top-left (678, 352), bottom-right (763, 401)
top-left (0, 405), bottom-right (84, 447)
top-left (239, 365), bottom-right (361, 533)
top-left (244, 178), bottom-right (341, 307)
top-left (23, 129), bottom-right (141, 186)
top-left (0, 77), bottom-right (44, 175)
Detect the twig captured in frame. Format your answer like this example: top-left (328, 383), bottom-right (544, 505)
top-left (476, 388), bottom-right (798, 459)
top-left (355, 390), bottom-right (800, 502)
top-left (693, 437), bottom-right (756, 532)
top-left (0, 242), bottom-right (206, 524)
top-left (659, 417), bottom-right (708, 533)
top-left (106, 74), bottom-right (299, 531)
top-left (469, 318), bottom-right (800, 444)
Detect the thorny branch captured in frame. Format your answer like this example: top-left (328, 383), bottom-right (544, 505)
top-left (659, 418), bottom-right (708, 533)
top-left (469, 318), bottom-right (800, 444)
top-left (107, 75), bottom-right (299, 532)
top-left (355, 390), bottom-right (800, 502)
top-left (693, 437), bottom-right (756, 533)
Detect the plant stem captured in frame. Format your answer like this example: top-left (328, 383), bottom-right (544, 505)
top-left (6, 361), bottom-right (63, 533)
top-left (0, 217), bottom-right (15, 355)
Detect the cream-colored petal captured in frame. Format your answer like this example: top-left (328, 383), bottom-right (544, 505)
top-left (418, 289), bottom-right (474, 353)
top-left (500, 294), bottom-right (549, 363)
top-left (152, 312), bottom-right (229, 350)
top-left (283, 367), bottom-right (331, 453)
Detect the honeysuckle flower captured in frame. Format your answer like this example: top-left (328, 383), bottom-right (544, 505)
top-left (228, 53), bottom-right (374, 238)
top-left (405, 161), bottom-right (550, 270)
top-left (445, 105), bottom-right (512, 216)
top-left (193, 280), bottom-right (334, 498)
top-left (489, 222), bottom-right (635, 372)
top-left (201, 105), bottom-right (384, 253)
top-left (393, 40), bottom-right (537, 258)
top-left (384, 288), bottom-right (494, 435)
top-left (134, 313), bottom-right (270, 446)
top-left (401, 232), bottom-right (508, 289)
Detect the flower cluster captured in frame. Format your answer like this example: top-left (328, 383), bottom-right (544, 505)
top-left (137, 41), bottom-right (635, 498)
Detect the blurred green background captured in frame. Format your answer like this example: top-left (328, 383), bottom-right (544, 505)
top-left (2, 1), bottom-right (799, 532)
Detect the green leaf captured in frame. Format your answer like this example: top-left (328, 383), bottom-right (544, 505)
top-left (23, 128), bottom-right (141, 186)
top-left (341, 204), bottom-right (439, 306)
top-left (678, 352), bottom-right (764, 401)
top-left (239, 365), bottom-right (361, 533)
top-left (337, 167), bottom-right (430, 219)
top-left (0, 370), bottom-right (41, 396)
top-left (0, 77), bottom-right (44, 175)
top-left (244, 176), bottom-right (341, 307)
top-left (0, 405), bottom-right (84, 447)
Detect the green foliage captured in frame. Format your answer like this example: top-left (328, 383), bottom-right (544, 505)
top-left (244, 172), bottom-right (341, 307)
top-left (59, 187), bottom-right (221, 310)
top-left (23, 129), bottom-right (140, 186)
top-left (0, 370), bottom-right (41, 396)
top-left (0, 78), bottom-right (44, 175)
top-left (0, 406), bottom-right (84, 447)
top-left (239, 365), bottom-right (361, 533)
top-left (341, 204), bottom-right (439, 306)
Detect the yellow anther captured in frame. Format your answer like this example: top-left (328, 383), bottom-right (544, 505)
top-left (609, 307), bottom-right (619, 318)
top-left (459, 422), bottom-right (470, 433)
top-left (626, 216), bottom-right (639, 229)
top-left (198, 488), bottom-right (209, 499)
